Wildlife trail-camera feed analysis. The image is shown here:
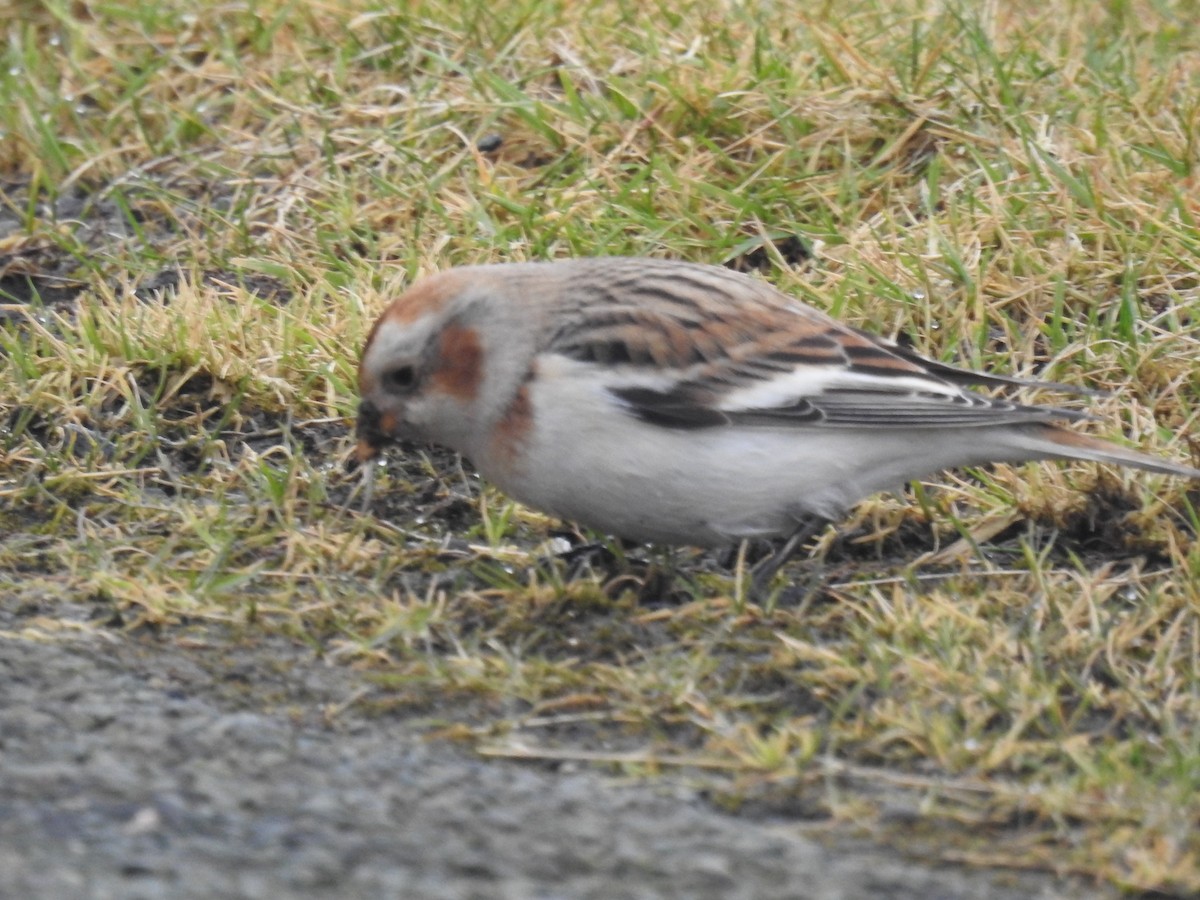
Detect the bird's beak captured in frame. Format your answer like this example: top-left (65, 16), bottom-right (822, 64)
top-left (355, 399), bottom-right (395, 463)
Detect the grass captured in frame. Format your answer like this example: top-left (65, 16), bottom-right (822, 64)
top-left (2, 0), bottom-right (1200, 892)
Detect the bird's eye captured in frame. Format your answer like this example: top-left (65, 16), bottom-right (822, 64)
top-left (381, 364), bottom-right (417, 393)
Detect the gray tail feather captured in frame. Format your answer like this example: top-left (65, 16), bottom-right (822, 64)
top-left (1030, 424), bottom-right (1200, 479)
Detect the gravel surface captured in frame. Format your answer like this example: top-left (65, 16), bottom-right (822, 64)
top-left (0, 606), bottom-right (1101, 900)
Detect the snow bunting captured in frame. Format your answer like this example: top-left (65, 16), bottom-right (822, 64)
top-left (356, 257), bottom-right (1199, 583)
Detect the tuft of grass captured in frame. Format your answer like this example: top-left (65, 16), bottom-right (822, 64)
top-left (2, 0), bottom-right (1200, 893)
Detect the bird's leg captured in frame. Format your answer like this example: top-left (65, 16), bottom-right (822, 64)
top-left (554, 539), bottom-right (616, 575)
top-left (545, 538), bottom-right (680, 603)
top-left (542, 535), bottom-right (638, 583)
top-left (748, 515), bottom-right (831, 603)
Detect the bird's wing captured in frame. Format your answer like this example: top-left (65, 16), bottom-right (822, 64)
top-left (542, 259), bottom-right (1088, 431)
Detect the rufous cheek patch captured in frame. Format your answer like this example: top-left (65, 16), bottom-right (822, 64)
top-left (430, 323), bottom-right (484, 400)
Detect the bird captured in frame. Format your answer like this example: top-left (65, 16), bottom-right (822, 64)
top-left (355, 257), bottom-right (1200, 593)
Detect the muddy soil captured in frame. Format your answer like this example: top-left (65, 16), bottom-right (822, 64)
top-left (1, 603), bottom-right (1099, 900)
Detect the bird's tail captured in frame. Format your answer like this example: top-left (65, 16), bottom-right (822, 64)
top-left (1030, 424), bottom-right (1200, 479)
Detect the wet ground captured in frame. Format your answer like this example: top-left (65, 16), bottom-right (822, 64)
top-left (1, 601), bottom-right (1101, 900)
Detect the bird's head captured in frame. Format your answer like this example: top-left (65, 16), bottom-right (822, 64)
top-left (355, 265), bottom-right (547, 465)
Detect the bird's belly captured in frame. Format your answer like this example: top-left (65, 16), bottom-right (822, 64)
top-left (479, 420), bottom-right (901, 547)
